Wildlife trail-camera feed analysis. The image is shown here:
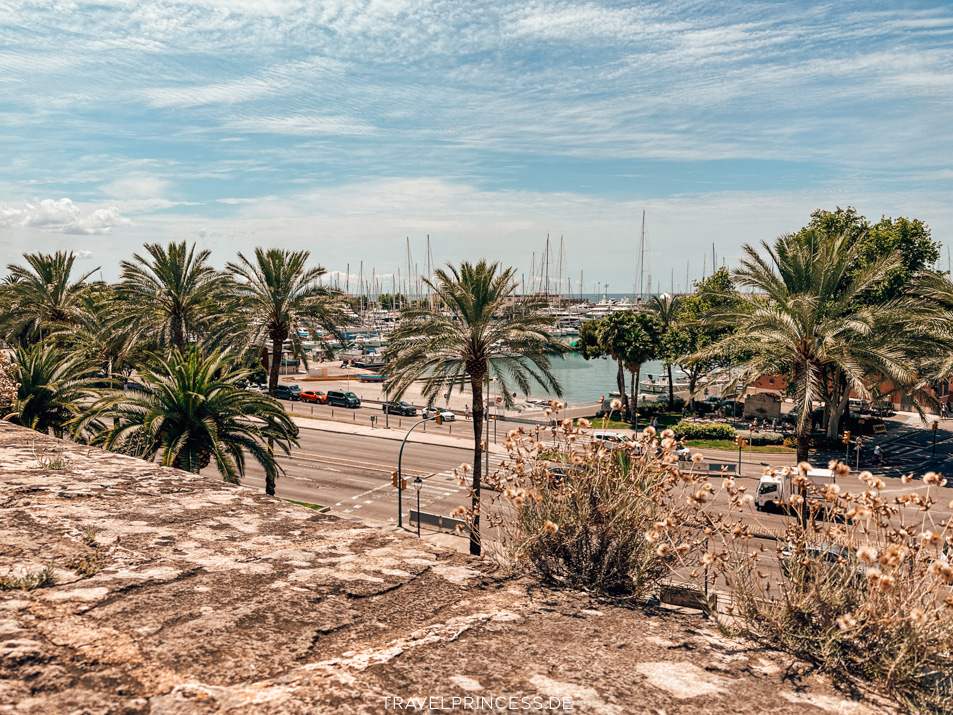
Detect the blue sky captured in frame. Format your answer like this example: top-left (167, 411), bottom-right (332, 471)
top-left (1, 0), bottom-right (952, 293)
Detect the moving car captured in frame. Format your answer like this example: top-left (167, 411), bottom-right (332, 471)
top-left (326, 390), bottom-right (361, 408)
top-left (591, 431), bottom-right (636, 451)
top-left (382, 400), bottom-right (417, 416)
top-left (422, 406), bottom-right (456, 421)
top-left (300, 390), bottom-right (327, 404)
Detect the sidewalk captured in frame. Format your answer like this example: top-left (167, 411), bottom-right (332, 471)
top-left (290, 413), bottom-right (510, 456)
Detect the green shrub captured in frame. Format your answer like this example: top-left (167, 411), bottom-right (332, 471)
top-left (672, 421), bottom-right (736, 440)
top-left (734, 430), bottom-right (785, 445)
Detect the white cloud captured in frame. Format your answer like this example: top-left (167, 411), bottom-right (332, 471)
top-left (77, 249), bottom-right (94, 258)
top-left (100, 175), bottom-right (171, 201)
top-left (0, 199), bottom-right (131, 235)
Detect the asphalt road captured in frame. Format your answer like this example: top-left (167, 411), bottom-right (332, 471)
top-left (237, 413), bottom-right (953, 556)
top-left (240, 427), bottom-right (506, 532)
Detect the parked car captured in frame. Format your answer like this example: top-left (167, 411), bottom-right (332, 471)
top-left (326, 390), bottom-right (361, 408)
top-left (697, 396), bottom-right (723, 413)
top-left (718, 399), bottom-right (745, 417)
top-left (382, 400), bottom-right (417, 416)
top-left (287, 385), bottom-right (302, 399)
top-left (422, 406), bottom-right (456, 421)
top-left (870, 402), bottom-right (895, 417)
top-left (300, 390), bottom-right (327, 404)
top-left (273, 385), bottom-right (300, 401)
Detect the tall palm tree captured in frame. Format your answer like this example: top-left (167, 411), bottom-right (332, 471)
top-left (649, 294), bottom-right (681, 406)
top-left (384, 260), bottom-right (566, 556)
top-left (117, 241), bottom-right (223, 354)
top-left (0, 251), bottom-right (99, 345)
top-left (4, 343), bottom-right (103, 440)
top-left (84, 350), bottom-right (298, 491)
top-left (226, 248), bottom-right (346, 396)
top-left (699, 230), bottom-right (933, 466)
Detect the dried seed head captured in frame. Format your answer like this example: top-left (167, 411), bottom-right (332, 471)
top-left (924, 472), bottom-right (941, 486)
top-left (610, 398), bottom-right (622, 411)
top-left (797, 461), bottom-right (812, 475)
top-left (857, 545), bottom-right (878, 564)
top-left (661, 428), bottom-right (675, 439)
top-left (836, 614), bottom-right (857, 631)
top-left (577, 418), bottom-right (591, 429)
top-left (691, 452), bottom-right (704, 463)
top-left (543, 520), bottom-right (558, 535)
top-left (910, 609), bottom-right (927, 627)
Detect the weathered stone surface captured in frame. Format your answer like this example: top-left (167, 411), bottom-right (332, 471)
top-left (0, 423), bottom-right (898, 713)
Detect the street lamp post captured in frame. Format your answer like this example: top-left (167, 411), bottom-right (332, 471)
top-left (413, 477), bottom-right (423, 537)
top-left (397, 417), bottom-right (435, 528)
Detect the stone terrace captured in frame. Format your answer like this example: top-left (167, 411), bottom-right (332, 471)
top-left (0, 422), bottom-right (897, 714)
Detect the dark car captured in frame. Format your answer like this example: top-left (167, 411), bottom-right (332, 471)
top-left (274, 385), bottom-right (300, 401)
top-left (288, 385), bottom-right (302, 400)
top-left (382, 400), bottom-right (416, 416)
top-left (326, 390), bottom-right (361, 408)
top-left (718, 399), bottom-right (745, 417)
top-left (300, 390), bottom-right (327, 404)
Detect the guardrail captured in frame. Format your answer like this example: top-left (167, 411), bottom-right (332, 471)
top-left (410, 510), bottom-right (469, 533)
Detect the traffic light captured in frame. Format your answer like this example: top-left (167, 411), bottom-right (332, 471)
top-left (391, 473), bottom-right (406, 490)
top-left (734, 435), bottom-right (747, 449)
top-left (932, 420), bottom-right (939, 432)
top-left (434, 413), bottom-right (443, 425)
top-left (842, 431), bottom-right (851, 444)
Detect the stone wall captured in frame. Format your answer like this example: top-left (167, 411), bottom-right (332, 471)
top-left (0, 423), bottom-right (895, 713)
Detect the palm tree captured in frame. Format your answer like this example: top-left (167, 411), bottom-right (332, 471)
top-left (226, 248), bottom-right (346, 396)
top-left (699, 230), bottom-right (934, 466)
top-left (117, 241), bottom-right (223, 353)
top-left (0, 251), bottom-right (99, 345)
top-left (384, 260), bottom-right (565, 556)
top-left (649, 294), bottom-right (681, 407)
top-left (85, 350), bottom-right (298, 492)
top-left (621, 312), bottom-right (660, 423)
top-left (578, 311), bottom-right (658, 421)
top-left (4, 343), bottom-right (103, 439)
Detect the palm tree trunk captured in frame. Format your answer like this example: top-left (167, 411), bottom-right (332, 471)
top-left (667, 362), bottom-right (675, 407)
top-left (615, 360), bottom-right (629, 418)
top-left (268, 330), bottom-right (287, 396)
top-left (265, 438), bottom-right (276, 496)
top-left (470, 375), bottom-right (485, 556)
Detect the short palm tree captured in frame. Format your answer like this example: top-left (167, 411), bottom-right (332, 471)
top-left (649, 294), bottom-right (681, 406)
top-left (384, 260), bottom-right (566, 556)
top-left (226, 248), bottom-right (346, 396)
top-left (699, 230), bottom-right (931, 466)
top-left (117, 241), bottom-right (223, 353)
top-left (85, 350), bottom-right (298, 491)
top-left (4, 343), bottom-right (103, 439)
top-left (621, 312), bottom-right (659, 421)
top-left (0, 251), bottom-right (98, 345)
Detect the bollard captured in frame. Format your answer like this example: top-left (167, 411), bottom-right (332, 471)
top-left (311, 405), bottom-right (313, 415)
top-left (353, 412), bottom-right (356, 422)
top-left (449, 424), bottom-right (451, 434)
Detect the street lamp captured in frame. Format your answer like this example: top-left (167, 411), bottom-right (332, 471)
top-left (413, 477), bottom-right (423, 537)
top-left (396, 416), bottom-right (436, 528)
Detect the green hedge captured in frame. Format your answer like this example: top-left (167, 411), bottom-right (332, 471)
top-left (672, 421), bottom-right (736, 440)
top-left (735, 430), bottom-right (786, 445)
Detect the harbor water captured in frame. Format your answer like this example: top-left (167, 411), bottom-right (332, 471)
top-left (518, 352), bottom-right (669, 406)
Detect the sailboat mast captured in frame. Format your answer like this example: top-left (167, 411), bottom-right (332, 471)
top-left (637, 209), bottom-right (646, 301)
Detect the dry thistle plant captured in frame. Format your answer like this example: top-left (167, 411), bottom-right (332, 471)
top-left (454, 404), bottom-right (717, 597)
top-left (697, 460), bottom-right (953, 714)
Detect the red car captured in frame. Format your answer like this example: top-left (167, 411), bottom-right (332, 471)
top-left (300, 390), bottom-right (328, 404)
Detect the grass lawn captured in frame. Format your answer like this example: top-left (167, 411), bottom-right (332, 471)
top-left (684, 439), bottom-right (794, 453)
top-left (283, 499), bottom-right (326, 511)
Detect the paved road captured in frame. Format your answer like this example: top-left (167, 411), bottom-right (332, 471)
top-left (240, 427), bottom-right (507, 535)
top-left (236, 412), bottom-right (953, 555)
